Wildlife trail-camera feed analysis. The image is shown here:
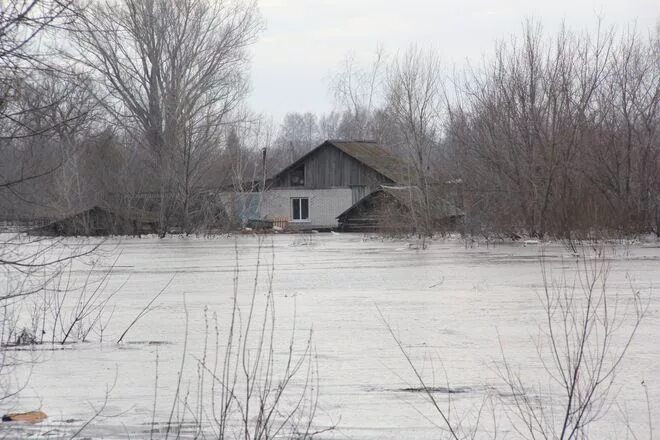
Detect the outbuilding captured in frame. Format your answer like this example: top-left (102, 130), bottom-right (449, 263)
top-left (30, 205), bottom-right (159, 236)
top-left (336, 185), bottom-right (464, 233)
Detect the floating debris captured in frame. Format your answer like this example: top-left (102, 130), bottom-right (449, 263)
top-left (2, 411), bottom-right (47, 423)
top-left (398, 386), bottom-right (471, 394)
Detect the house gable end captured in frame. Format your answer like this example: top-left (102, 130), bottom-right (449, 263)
top-left (270, 140), bottom-right (404, 189)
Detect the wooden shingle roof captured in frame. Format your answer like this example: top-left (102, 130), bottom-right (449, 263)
top-left (325, 140), bottom-right (409, 183)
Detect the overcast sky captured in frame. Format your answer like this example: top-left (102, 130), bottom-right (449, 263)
top-left (247, 0), bottom-right (658, 123)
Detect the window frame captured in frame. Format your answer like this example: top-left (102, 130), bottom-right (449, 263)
top-left (291, 197), bottom-right (310, 222)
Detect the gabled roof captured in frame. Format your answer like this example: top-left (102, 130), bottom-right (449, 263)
top-left (272, 140), bottom-right (409, 184)
top-left (326, 140), bottom-right (408, 183)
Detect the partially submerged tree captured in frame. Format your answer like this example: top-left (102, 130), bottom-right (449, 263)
top-left (498, 252), bottom-right (647, 439)
top-left (447, 21), bottom-right (659, 239)
top-left (384, 248), bottom-right (648, 439)
top-left (385, 47), bottom-right (445, 236)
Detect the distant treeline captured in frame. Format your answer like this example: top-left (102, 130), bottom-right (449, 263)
top-left (1, 1), bottom-right (657, 238)
top-left (266, 22), bottom-right (659, 239)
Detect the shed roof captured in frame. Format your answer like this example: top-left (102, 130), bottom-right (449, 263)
top-left (381, 185), bottom-right (464, 218)
top-left (48, 204), bottom-right (160, 224)
top-left (337, 185), bottom-right (464, 220)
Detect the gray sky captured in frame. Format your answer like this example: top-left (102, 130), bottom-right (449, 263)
top-left (247, 0), bottom-right (658, 123)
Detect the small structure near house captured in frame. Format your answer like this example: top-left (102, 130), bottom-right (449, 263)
top-left (30, 205), bottom-right (159, 236)
top-left (336, 185), bottom-right (464, 233)
top-left (261, 140), bottom-right (408, 230)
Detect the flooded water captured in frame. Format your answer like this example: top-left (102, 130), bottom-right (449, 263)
top-left (2, 234), bottom-right (659, 439)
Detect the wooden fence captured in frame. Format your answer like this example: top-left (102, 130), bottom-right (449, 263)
top-left (272, 217), bottom-right (289, 230)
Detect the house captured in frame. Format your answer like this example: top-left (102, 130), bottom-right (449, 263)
top-left (336, 185), bottom-right (464, 233)
top-left (30, 205), bottom-right (159, 236)
top-left (261, 140), bottom-right (410, 230)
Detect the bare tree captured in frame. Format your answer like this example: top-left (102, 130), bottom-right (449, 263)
top-left (331, 47), bottom-right (385, 140)
top-left (147, 240), bottom-right (329, 439)
top-left (446, 20), bottom-right (660, 240)
top-left (0, 0), bottom-right (110, 404)
top-left (0, 0), bottom-right (76, 70)
top-left (385, 46), bottom-right (445, 237)
top-left (385, 248), bottom-right (648, 439)
top-left (1, 0), bottom-right (82, 193)
top-left (498, 250), bottom-right (647, 439)
top-left (587, 27), bottom-right (660, 235)
top-left (0, 0), bottom-right (104, 308)
top-left (272, 112), bottom-right (321, 165)
top-left (68, 0), bottom-right (262, 236)
top-left (225, 115), bottom-right (273, 194)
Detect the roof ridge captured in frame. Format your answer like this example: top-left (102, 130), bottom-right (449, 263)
top-left (328, 139), bottom-right (377, 144)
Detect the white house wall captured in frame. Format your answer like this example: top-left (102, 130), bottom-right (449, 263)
top-left (261, 188), bottom-right (353, 229)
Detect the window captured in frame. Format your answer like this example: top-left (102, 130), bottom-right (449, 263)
top-left (291, 198), bottom-right (309, 221)
top-left (290, 164), bottom-right (305, 186)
